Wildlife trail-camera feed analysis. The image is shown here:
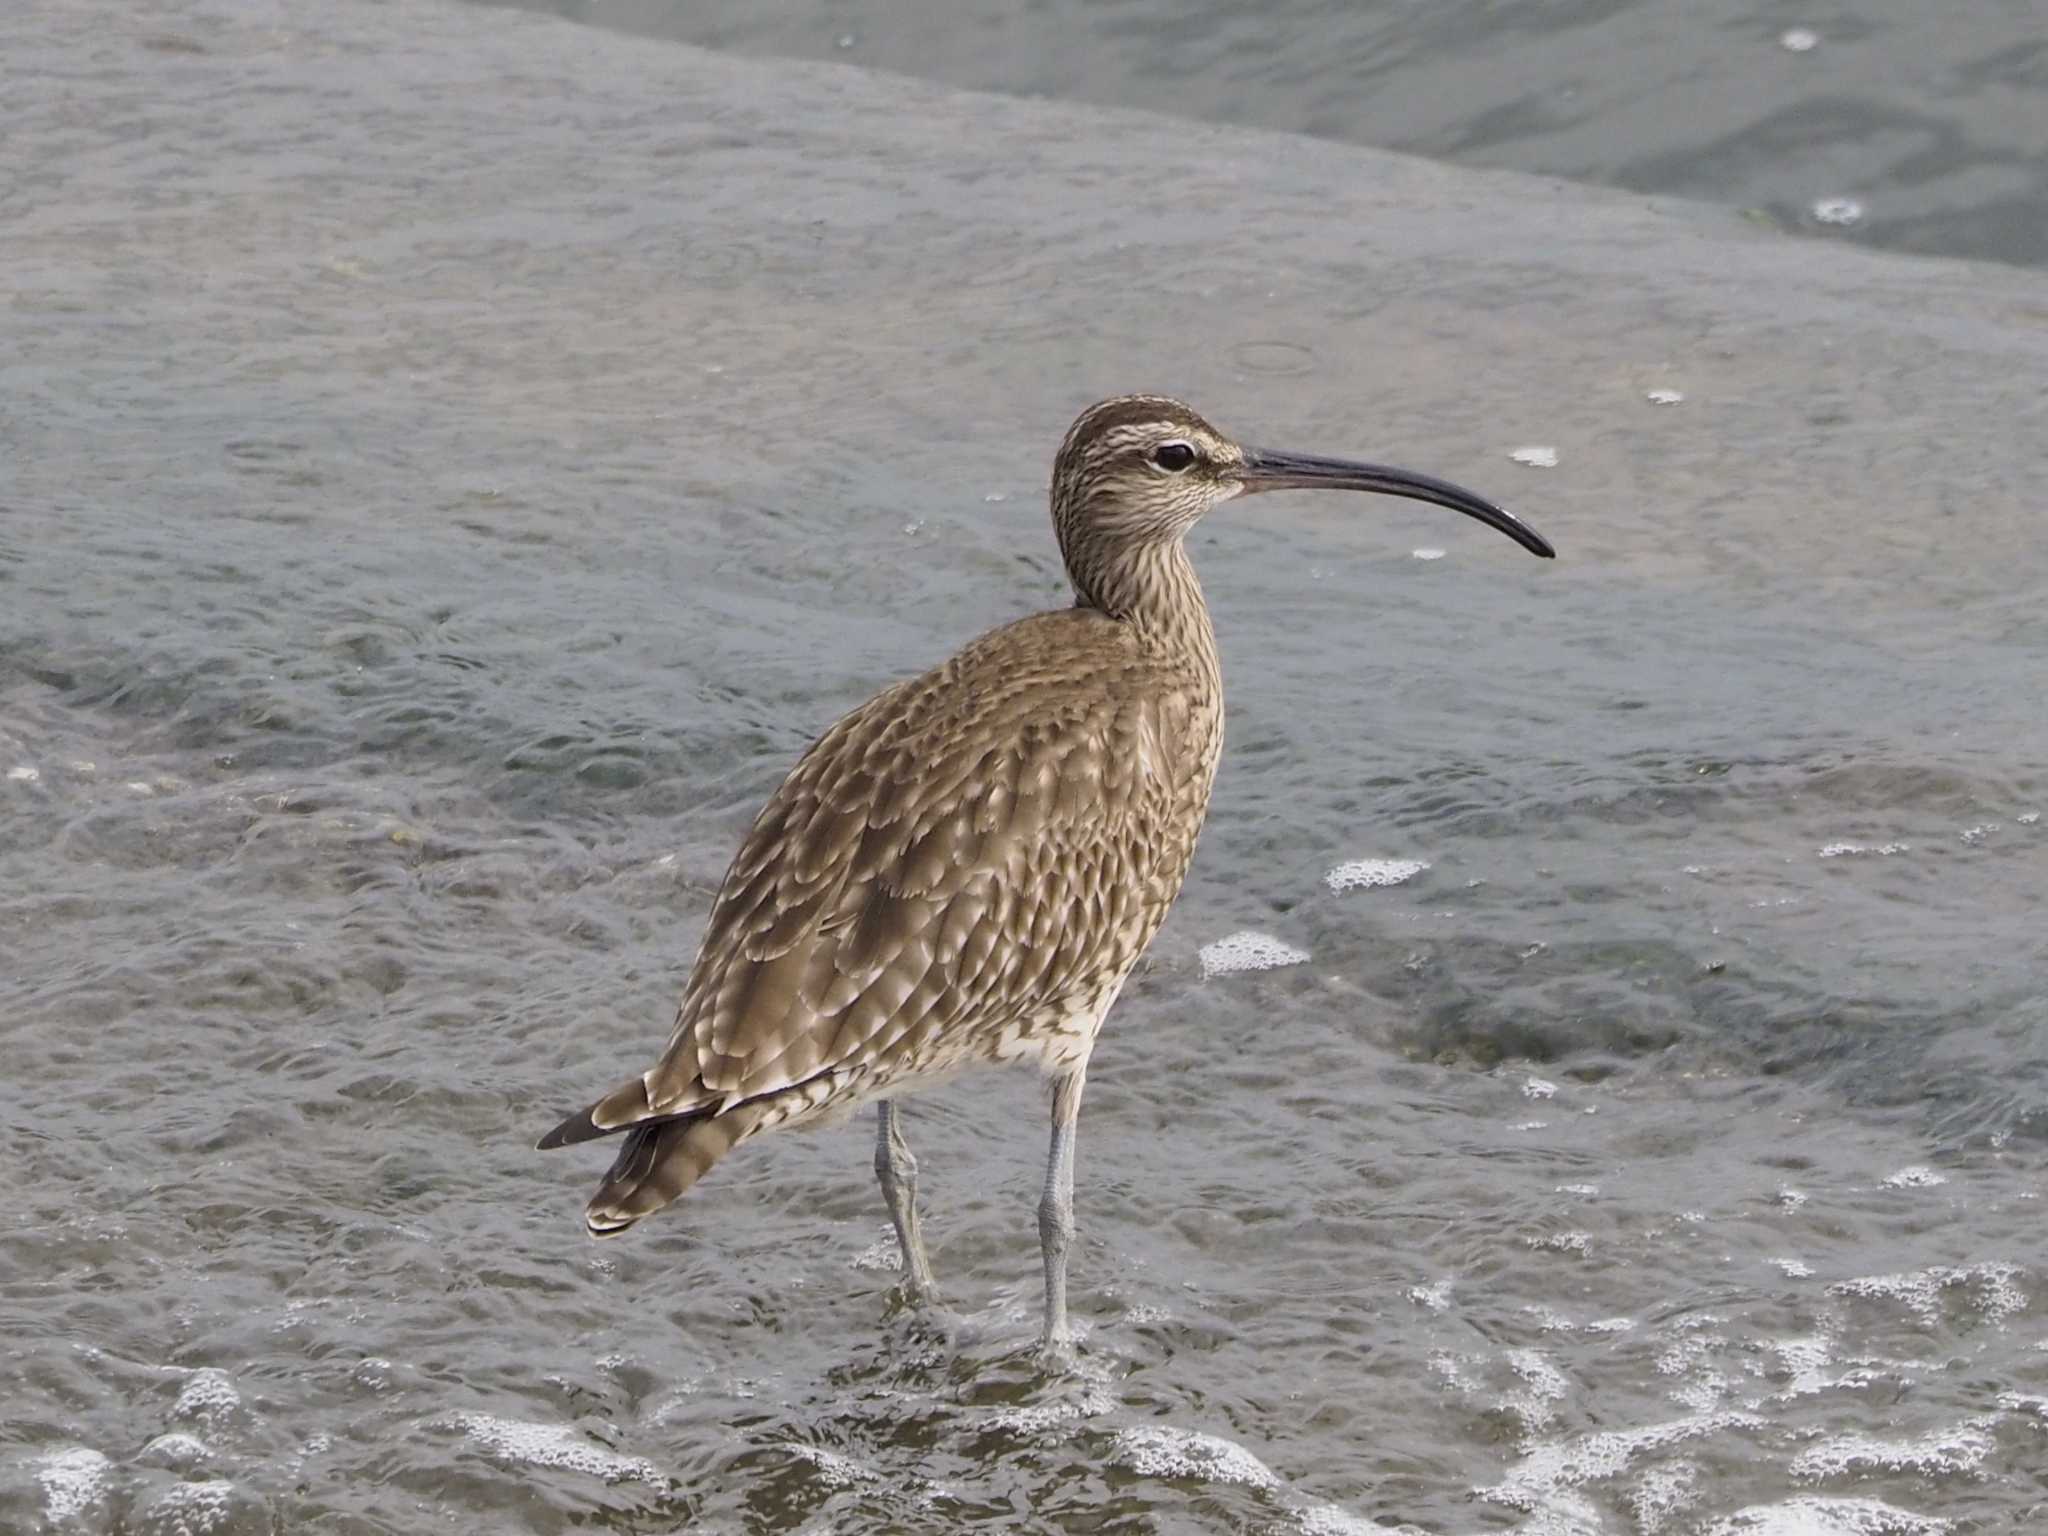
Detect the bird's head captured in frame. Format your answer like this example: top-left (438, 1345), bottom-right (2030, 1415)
top-left (1048, 394), bottom-right (1553, 599)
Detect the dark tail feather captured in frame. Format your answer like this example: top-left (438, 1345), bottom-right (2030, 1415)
top-left (582, 1100), bottom-right (773, 1238)
top-left (536, 1075), bottom-right (670, 1151)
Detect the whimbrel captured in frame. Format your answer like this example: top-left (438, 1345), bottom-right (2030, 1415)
top-left (539, 396), bottom-right (1553, 1350)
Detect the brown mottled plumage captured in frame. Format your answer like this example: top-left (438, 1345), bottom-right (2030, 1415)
top-left (539, 395), bottom-right (1553, 1350)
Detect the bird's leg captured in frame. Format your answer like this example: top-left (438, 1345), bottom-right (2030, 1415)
top-left (874, 1099), bottom-right (938, 1302)
top-left (1037, 1068), bottom-right (1086, 1359)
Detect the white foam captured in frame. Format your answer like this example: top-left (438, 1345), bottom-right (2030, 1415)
top-left (1557, 1183), bottom-right (1599, 1196)
top-left (1880, 1165), bottom-right (1946, 1189)
top-left (1112, 1425), bottom-right (1278, 1489)
top-left (1959, 823), bottom-right (1999, 844)
top-left (1630, 1459), bottom-right (1700, 1533)
top-left (1407, 1278), bottom-right (1455, 1312)
top-left (1772, 1257), bottom-right (1815, 1278)
top-left (1646, 388), bottom-right (1685, 405)
top-left (136, 1478), bottom-right (240, 1533)
top-left (1812, 198), bottom-right (1865, 227)
top-left (1655, 1330), bottom-right (1716, 1379)
top-left (1411, 547), bottom-right (1447, 560)
top-left (790, 1443), bottom-right (877, 1489)
top-left (1503, 1489), bottom-right (1606, 1535)
top-left (1523, 1077), bottom-right (1559, 1100)
top-left (1484, 1411), bottom-right (1763, 1511)
top-left (1996, 1391), bottom-right (2048, 1418)
top-left (2018, 811), bottom-right (2041, 826)
top-left (985, 1384), bottom-right (1115, 1434)
top-left (1700, 1497), bottom-right (1950, 1535)
top-left (1790, 1418), bottom-right (1996, 1480)
top-left (1293, 1503), bottom-right (1402, 1536)
top-left (141, 1431), bottom-right (213, 1470)
top-left (1429, 1349), bottom-right (1476, 1392)
top-left (1324, 857), bottom-right (1428, 893)
top-left (1510, 446), bottom-right (1559, 468)
top-left (1770, 1333), bottom-right (1836, 1399)
top-left (448, 1411), bottom-right (662, 1483)
top-left (173, 1368), bottom-right (242, 1425)
top-left (1503, 1348), bottom-right (1571, 1433)
top-left (1827, 1263), bottom-right (2029, 1324)
top-left (1775, 1188), bottom-right (1809, 1211)
top-left (850, 1227), bottom-right (901, 1271)
top-left (1198, 930), bottom-right (1309, 978)
top-left (1525, 1231), bottom-right (1591, 1255)
top-left (1779, 27), bottom-right (1820, 51)
top-left (6, 764), bottom-right (39, 783)
top-left (36, 1446), bottom-right (111, 1522)
top-left (273, 1297), bottom-right (338, 1332)
top-left (1526, 1305), bottom-right (1633, 1335)
top-left (1817, 842), bottom-right (1907, 858)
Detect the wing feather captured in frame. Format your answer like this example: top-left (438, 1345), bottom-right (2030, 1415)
top-left (559, 608), bottom-right (1202, 1140)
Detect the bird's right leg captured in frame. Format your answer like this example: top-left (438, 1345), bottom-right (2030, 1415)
top-left (1037, 1067), bottom-right (1086, 1362)
top-left (874, 1099), bottom-right (939, 1302)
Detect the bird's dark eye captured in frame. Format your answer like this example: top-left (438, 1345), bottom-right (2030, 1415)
top-left (1152, 442), bottom-right (1197, 472)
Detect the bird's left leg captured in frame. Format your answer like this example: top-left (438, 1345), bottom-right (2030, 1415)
top-left (1038, 1067), bottom-right (1086, 1357)
top-left (874, 1099), bottom-right (939, 1302)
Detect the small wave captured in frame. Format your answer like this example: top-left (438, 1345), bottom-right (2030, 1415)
top-left (1407, 1278), bottom-right (1455, 1312)
top-left (1790, 1418), bottom-right (1998, 1481)
top-left (1113, 1425), bottom-right (1278, 1489)
top-left (1700, 1496), bottom-right (1951, 1535)
top-left (1826, 1262), bottom-right (2026, 1325)
top-left (789, 1443), bottom-right (879, 1490)
top-left (35, 1447), bottom-right (111, 1523)
top-left (131, 1478), bottom-right (254, 1534)
top-left (1112, 1425), bottom-right (1389, 1536)
top-left (1502, 1348), bottom-right (1572, 1433)
top-left (1484, 1410), bottom-right (1765, 1512)
top-left (1879, 1165), bottom-right (1946, 1189)
top-left (445, 1411), bottom-right (661, 1483)
top-left (140, 1432), bottom-right (212, 1471)
top-left (172, 1368), bottom-right (242, 1426)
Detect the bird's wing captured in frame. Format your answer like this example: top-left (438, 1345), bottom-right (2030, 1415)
top-left (549, 609), bottom-right (1199, 1143)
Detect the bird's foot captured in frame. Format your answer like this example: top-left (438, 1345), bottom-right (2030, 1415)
top-left (880, 1270), bottom-right (950, 1334)
top-left (1034, 1328), bottom-right (1080, 1375)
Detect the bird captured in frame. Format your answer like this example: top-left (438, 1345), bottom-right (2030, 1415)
top-left (538, 395), bottom-right (1554, 1353)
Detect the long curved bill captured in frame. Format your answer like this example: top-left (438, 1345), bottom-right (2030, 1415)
top-left (1240, 447), bottom-right (1555, 559)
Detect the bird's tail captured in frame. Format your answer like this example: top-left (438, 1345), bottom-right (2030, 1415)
top-left (582, 1100), bottom-right (773, 1238)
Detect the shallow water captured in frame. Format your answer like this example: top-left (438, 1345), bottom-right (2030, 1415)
top-left (485, 0), bottom-right (2048, 272)
top-left (4, 1), bottom-right (2046, 1533)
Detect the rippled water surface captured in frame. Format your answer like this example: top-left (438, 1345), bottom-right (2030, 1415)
top-left (5, 2), bottom-right (2047, 1533)
top-left (487, 0), bottom-right (2048, 271)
